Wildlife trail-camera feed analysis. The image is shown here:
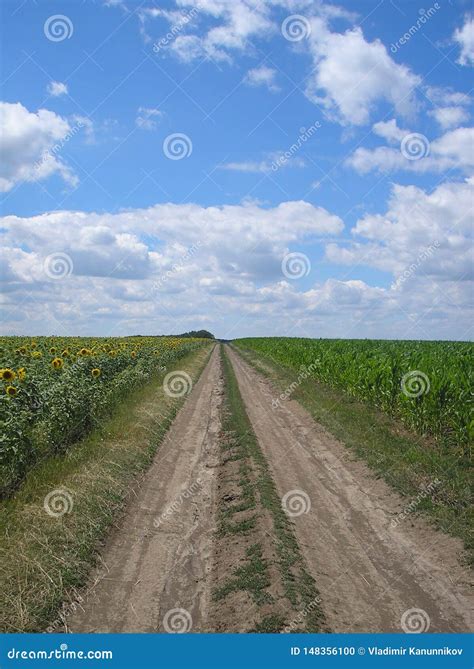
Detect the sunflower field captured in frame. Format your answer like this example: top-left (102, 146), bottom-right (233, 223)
top-left (0, 336), bottom-right (205, 497)
top-left (234, 337), bottom-right (473, 449)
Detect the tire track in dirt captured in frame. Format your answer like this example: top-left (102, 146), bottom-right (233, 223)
top-left (67, 345), bottom-right (223, 633)
top-left (227, 346), bottom-right (473, 633)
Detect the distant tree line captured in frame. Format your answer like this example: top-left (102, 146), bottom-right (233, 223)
top-left (175, 330), bottom-right (215, 339)
top-left (131, 330), bottom-right (215, 339)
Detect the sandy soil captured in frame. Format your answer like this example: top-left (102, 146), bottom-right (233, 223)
top-left (67, 345), bottom-right (222, 633)
top-left (227, 346), bottom-right (473, 633)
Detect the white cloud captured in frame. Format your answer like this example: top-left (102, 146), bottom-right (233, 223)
top-left (166, 34), bottom-right (203, 61)
top-left (305, 22), bottom-right (420, 126)
top-left (346, 120), bottom-right (474, 174)
top-left (71, 114), bottom-right (95, 144)
top-left (372, 119), bottom-right (406, 143)
top-left (0, 199), bottom-right (345, 335)
top-left (221, 160), bottom-right (274, 173)
top-left (143, 0), bottom-right (359, 65)
top-left (454, 15), bottom-right (474, 66)
top-left (142, 2), bottom-right (420, 127)
top-left (244, 65), bottom-right (280, 92)
top-left (135, 106), bottom-right (163, 130)
top-left (0, 101), bottom-right (79, 192)
top-left (304, 278), bottom-right (386, 315)
top-left (424, 85), bottom-right (471, 107)
top-left (321, 179), bottom-right (473, 339)
top-left (326, 179), bottom-right (473, 283)
top-left (103, 0), bottom-right (128, 8)
top-left (221, 151), bottom-right (305, 173)
top-left (0, 199), bottom-right (343, 282)
top-left (47, 81), bottom-right (68, 97)
top-left (0, 190), bottom-right (471, 339)
top-left (145, 0), bottom-right (275, 63)
top-left (428, 106), bottom-right (470, 130)
top-left (431, 126), bottom-right (474, 167)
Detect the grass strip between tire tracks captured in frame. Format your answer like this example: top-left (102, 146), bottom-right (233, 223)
top-left (213, 345), bottom-right (325, 633)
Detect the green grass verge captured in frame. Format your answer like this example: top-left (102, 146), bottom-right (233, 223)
top-left (233, 344), bottom-right (473, 563)
top-left (0, 344), bottom-right (214, 632)
top-left (216, 346), bottom-right (325, 632)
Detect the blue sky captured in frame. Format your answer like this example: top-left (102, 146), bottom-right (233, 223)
top-left (1, 0), bottom-right (473, 339)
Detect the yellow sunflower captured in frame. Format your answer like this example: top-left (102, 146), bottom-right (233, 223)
top-left (18, 367), bottom-right (26, 381)
top-left (6, 385), bottom-right (17, 397)
top-left (1, 368), bottom-right (16, 382)
top-left (91, 368), bottom-right (101, 378)
top-left (51, 357), bottom-right (64, 370)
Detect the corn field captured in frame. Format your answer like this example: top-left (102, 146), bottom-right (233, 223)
top-left (234, 338), bottom-right (473, 449)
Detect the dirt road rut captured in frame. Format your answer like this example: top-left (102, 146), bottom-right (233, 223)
top-left (227, 346), bottom-right (472, 633)
top-left (68, 345), bottom-right (222, 633)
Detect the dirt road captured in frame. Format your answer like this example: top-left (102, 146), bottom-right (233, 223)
top-left (227, 346), bottom-right (472, 633)
top-left (66, 344), bottom-right (471, 633)
top-left (68, 345), bottom-right (223, 633)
